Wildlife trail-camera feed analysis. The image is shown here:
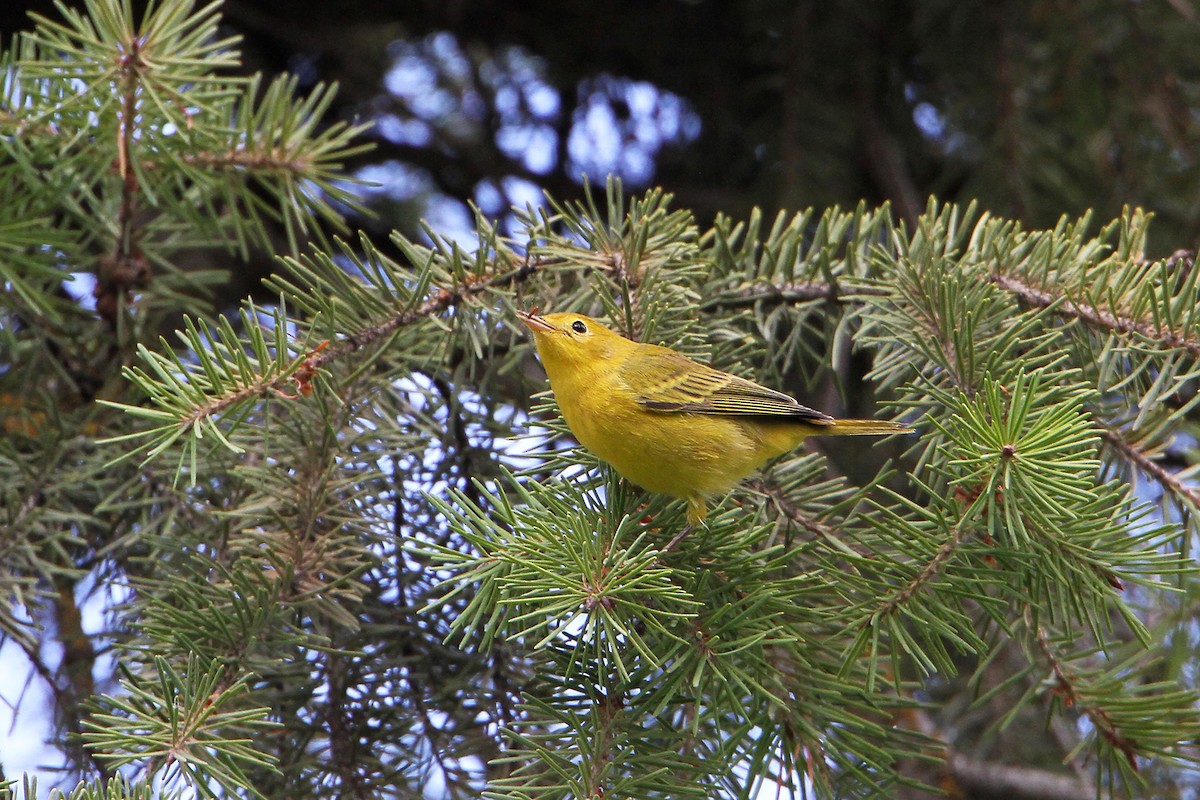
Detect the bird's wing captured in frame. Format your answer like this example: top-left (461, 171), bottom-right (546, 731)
top-left (619, 346), bottom-right (833, 423)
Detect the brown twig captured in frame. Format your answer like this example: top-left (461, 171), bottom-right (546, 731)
top-left (699, 281), bottom-right (889, 315)
top-left (95, 36), bottom-right (152, 325)
top-left (993, 273), bottom-right (1200, 357)
top-left (585, 688), bottom-right (622, 797)
top-left (178, 254), bottom-right (552, 434)
top-left (1098, 425), bottom-right (1200, 513)
top-left (747, 477), bottom-right (869, 555)
top-left (1034, 625), bottom-right (1141, 771)
top-left (875, 522), bottom-right (969, 616)
top-left (660, 524), bottom-right (694, 554)
top-left (945, 751), bottom-right (1095, 800)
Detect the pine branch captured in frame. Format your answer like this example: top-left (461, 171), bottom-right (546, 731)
top-left (1034, 627), bottom-right (1139, 771)
top-left (994, 272), bottom-right (1200, 356)
top-left (745, 477), bottom-right (871, 557)
top-left (10, 20), bottom-right (1200, 791)
top-left (1028, 623), bottom-right (1200, 778)
top-left (102, 245), bottom-right (556, 468)
top-left (81, 655), bottom-right (279, 798)
top-left (698, 280), bottom-right (891, 314)
top-left (1099, 425), bottom-right (1200, 516)
top-left (326, 250), bottom-right (550, 359)
top-left (876, 518), bottom-right (972, 618)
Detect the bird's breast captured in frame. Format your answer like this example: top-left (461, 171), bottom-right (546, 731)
top-left (556, 383), bottom-right (768, 500)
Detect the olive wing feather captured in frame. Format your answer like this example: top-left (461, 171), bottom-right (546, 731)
top-left (620, 346), bottom-right (833, 424)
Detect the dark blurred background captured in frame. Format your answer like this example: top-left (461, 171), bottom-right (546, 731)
top-left (6, 0), bottom-right (1200, 252)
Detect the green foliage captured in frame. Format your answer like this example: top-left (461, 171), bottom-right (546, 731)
top-left (81, 655), bottom-right (278, 798)
top-left (2, 774), bottom-right (155, 800)
top-left (99, 300), bottom-right (307, 470)
top-left (4, 2), bottom-right (1200, 799)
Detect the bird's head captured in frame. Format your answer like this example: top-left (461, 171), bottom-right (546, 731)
top-left (517, 309), bottom-right (628, 376)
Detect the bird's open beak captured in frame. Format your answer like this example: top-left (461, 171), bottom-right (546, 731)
top-left (517, 308), bottom-right (555, 333)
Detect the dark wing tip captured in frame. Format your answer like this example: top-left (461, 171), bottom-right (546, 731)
top-left (796, 408), bottom-right (836, 425)
top-left (640, 400), bottom-right (686, 411)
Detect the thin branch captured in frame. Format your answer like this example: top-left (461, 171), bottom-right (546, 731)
top-left (876, 521), bottom-right (970, 615)
top-left (992, 0), bottom-right (1028, 220)
top-left (896, 704), bottom-right (1094, 800)
top-left (96, 36), bottom-right (151, 326)
top-left (946, 752), bottom-right (1094, 800)
top-left (775, 5), bottom-right (810, 212)
top-left (746, 477), bottom-right (871, 557)
top-left (176, 252), bottom-right (555, 435)
top-left (332, 253), bottom-right (550, 358)
top-left (1035, 626), bottom-right (1140, 771)
top-left (1120, 1), bottom-right (1196, 163)
top-left (993, 273), bottom-right (1200, 357)
top-left (699, 281), bottom-right (889, 315)
top-left (855, 73), bottom-right (922, 228)
top-left (701, 282), bottom-right (838, 312)
top-left (1098, 425), bottom-right (1200, 514)
top-left (996, 635), bottom-right (1096, 786)
top-left (586, 688), bottom-right (622, 798)
top-left (179, 150), bottom-right (313, 174)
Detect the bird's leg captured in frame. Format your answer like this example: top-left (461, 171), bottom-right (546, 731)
top-left (661, 496), bottom-right (706, 552)
top-left (662, 524), bottom-right (694, 553)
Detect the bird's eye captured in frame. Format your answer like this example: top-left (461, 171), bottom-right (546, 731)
top-left (571, 320), bottom-right (587, 334)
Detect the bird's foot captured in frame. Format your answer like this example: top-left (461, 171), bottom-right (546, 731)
top-left (662, 524), bottom-right (694, 553)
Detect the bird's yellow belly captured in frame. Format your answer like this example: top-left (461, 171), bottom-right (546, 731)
top-left (560, 393), bottom-right (792, 501)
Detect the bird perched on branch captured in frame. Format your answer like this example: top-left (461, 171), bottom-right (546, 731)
top-left (518, 309), bottom-right (914, 528)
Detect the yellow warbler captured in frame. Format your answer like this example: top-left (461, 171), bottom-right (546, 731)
top-left (518, 309), bottom-right (914, 526)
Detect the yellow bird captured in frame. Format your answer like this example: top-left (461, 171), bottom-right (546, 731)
top-left (518, 309), bottom-right (914, 526)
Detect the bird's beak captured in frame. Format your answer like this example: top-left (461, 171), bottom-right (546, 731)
top-left (517, 308), bottom-right (555, 333)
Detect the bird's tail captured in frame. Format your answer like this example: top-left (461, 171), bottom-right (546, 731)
top-left (815, 419), bottom-right (915, 436)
